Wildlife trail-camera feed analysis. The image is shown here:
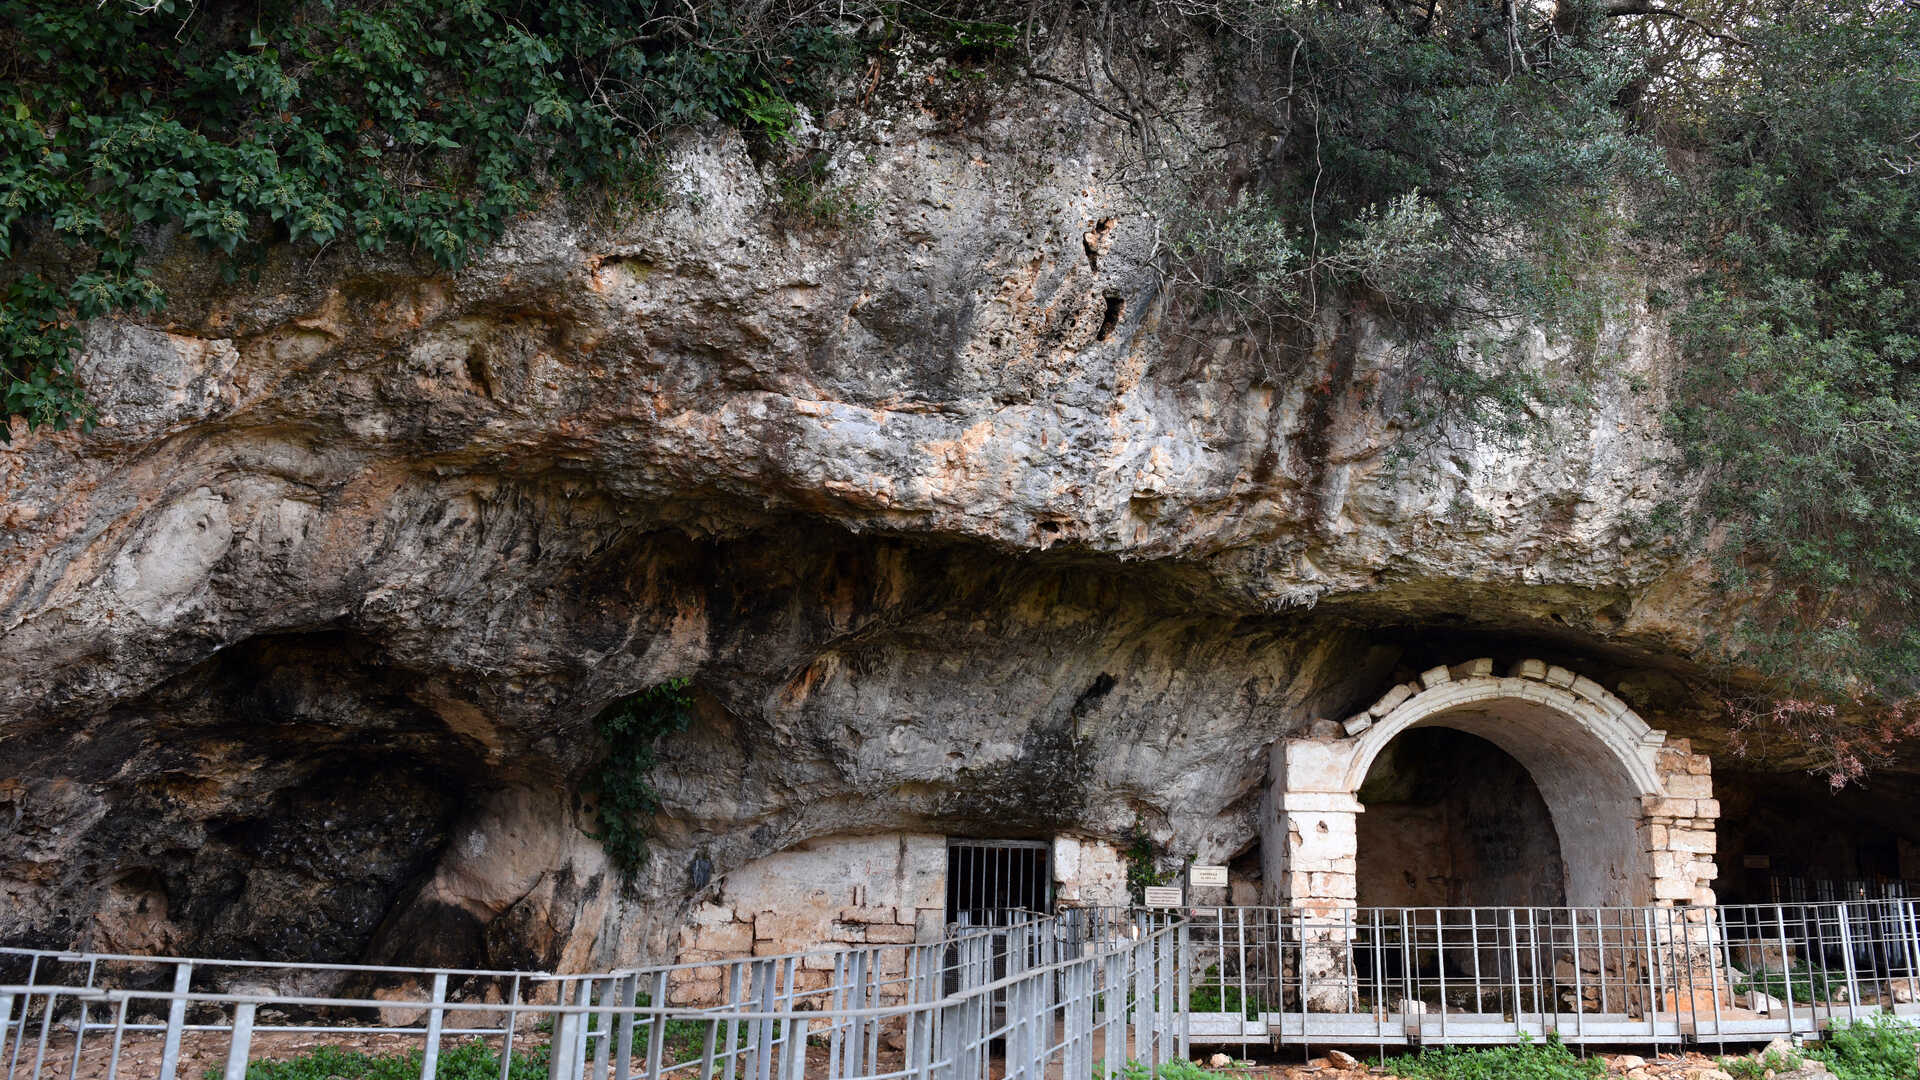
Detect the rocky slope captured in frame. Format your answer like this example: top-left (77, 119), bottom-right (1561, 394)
top-left (0, 68), bottom-right (1729, 972)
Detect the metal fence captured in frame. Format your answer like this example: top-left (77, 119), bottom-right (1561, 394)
top-left (6, 900), bottom-right (1920, 1080)
top-left (0, 912), bottom-right (1188, 1080)
top-left (1180, 900), bottom-right (1920, 1054)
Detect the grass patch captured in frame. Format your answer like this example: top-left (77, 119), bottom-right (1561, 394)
top-left (1732, 964), bottom-right (1835, 1005)
top-left (210, 1040), bottom-right (547, 1080)
top-left (1381, 1036), bottom-right (1604, 1080)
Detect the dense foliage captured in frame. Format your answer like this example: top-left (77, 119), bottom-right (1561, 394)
top-left (1157, 1), bottom-right (1656, 439)
top-left (0, 0), bottom-right (856, 437)
top-left (1807, 1016), bottom-right (1920, 1080)
top-left (1659, 2), bottom-right (1920, 775)
top-left (587, 678), bottom-right (696, 876)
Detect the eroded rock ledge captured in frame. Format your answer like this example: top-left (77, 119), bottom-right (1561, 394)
top-left (2, 73), bottom-right (1733, 971)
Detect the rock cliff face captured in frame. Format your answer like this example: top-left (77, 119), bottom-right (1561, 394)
top-left (0, 71), bottom-right (1725, 972)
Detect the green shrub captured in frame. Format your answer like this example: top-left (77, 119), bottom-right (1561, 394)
top-left (1720, 1045), bottom-right (1806, 1080)
top-left (1108, 1060), bottom-right (1234, 1080)
top-left (1731, 964), bottom-right (1834, 1006)
top-left (207, 1039), bottom-right (548, 1080)
top-left (1186, 966), bottom-right (1260, 1018)
top-left (1808, 1016), bottom-right (1920, 1080)
top-left (1383, 1036), bottom-right (1604, 1080)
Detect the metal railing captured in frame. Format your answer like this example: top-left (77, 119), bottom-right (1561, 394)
top-left (1, 912), bottom-right (1188, 1080)
top-left (6, 900), bottom-right (1920, 1080)
top-left (1178, 900), bottom-right (1920, 1053)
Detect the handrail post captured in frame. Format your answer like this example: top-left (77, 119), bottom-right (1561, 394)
top-left (613, 972), bottom-right (637, 1080)
top-left (158, 961), bottom-right (193, 1080)
top-left (223, 1003), bottom-right (257, 1080)
top-left (1167, 914), bottom-right (1182, 1060)
top-left (421, 972), bottom-right (449, 1080)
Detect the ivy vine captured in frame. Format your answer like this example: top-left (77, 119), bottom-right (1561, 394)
top-left (585, 678), bottom-right (696, 878)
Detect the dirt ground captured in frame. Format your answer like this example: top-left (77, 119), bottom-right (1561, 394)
top-left (2, 1024), bottom-right (1776, 1080)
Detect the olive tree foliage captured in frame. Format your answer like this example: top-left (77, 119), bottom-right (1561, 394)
top-left (1046, 0), bottom-right (1667, 441)
top-left (1653, 1), bottom-right (1920, 781)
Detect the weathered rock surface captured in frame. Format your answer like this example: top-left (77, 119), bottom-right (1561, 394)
top-left (2, 71), bottom-right (1728, 970)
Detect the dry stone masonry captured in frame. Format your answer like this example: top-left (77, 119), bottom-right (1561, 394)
top-left (1267, 658), bottom-right (1718, 913)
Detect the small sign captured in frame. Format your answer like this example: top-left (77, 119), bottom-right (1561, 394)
top-left (1142, 885), bottom-right (1184, 908)
top-left (1189, 864), bottom-right (1230, 888)
top-left (1743, 854), bottom-right (1772, 869)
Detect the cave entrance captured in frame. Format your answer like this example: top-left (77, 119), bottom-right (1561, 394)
top-left (944, 838), bottom-right (1051, 927)
top-left (1266, 659), bottom-right (1720, 913)
top-left (1356, 727), bottom-right (1568, 908)
top-left (1711, 767), bottom-right (1920, 904)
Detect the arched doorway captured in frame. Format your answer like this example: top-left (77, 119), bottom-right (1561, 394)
top-left (1263, 658), bottom-right (1719, 913)
top-left (1356, 727), bottom-right (1568, 908)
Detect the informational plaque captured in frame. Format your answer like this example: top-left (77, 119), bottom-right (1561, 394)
top-left (1142, 885), bottom-right (1184, 908)
top-left (1189, 864), bottom-right (1230, 888)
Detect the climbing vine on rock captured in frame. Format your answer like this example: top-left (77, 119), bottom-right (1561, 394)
top-left (0, 0), bottom-right (859, 437)
top-left (586, 678), bottom-right (696, 878)
top-left (1122, 820), bottom-right (1174, 899)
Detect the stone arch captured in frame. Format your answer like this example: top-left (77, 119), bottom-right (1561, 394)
top-left (1264, 658), bottom-right (1719, 912)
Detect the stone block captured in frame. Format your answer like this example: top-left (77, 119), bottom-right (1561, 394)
top-left (1369, 683), bottom-right (1415, 717)
top-left (1690, 886), bottom-right (1717, 907)
top-left (1419, 665), bottom-right (1451, 688)
top-left (1461, 657), bottom-right (1495, 677)
top-left (1688, 754), bottom-right (1712, 775)
top-left (1669, 828), bottom-right (1717, 854)
top-left (839, 905), bottom-right (897, 924)
top-left (1663, 773), bottom-right (1713, 799)
top-left (1514, 658), bottom-right (1549, 680)
top-left (1690, 860), bottom-right (1719, 882)
top-left (1651, 850), bottom-right (1692, 876)
top-left (694, 920), bottom-right (754, 955)
top-left (801, 946), bottom-right (848, 970)
top-left (1654, 876), bottom-right (1696, 901)
top-left (864, 923), bottom-right (915, 944)
top-left (1545, 665), bottom-right (1578, 688)
top-left (792, 969), bottom-right (830, 993)
top-left (914, 908), bottom-right (947, 942)
top-left (1642, 796), bottom-right (1696, 818)
top-left (755, 909), bottom-right (832, 944)
top-left (1341, 713), bottom-right (1373, 736)
top-left (1571, 675), bottom-right (1609, 702)
top-left (669, 975), bottom-right (724, 1006)
top-left (1693, 799), bottom-right (1720, 819)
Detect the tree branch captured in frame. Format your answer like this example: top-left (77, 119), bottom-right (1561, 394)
top-left (1600, 0), bottom-right (1753, 47)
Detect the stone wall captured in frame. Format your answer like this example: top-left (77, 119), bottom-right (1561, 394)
top-left (1647, 738), bottom-right (1720, 907)
top-left (668, 831), bottom-right (1127, 1003)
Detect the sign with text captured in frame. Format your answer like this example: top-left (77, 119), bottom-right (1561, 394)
top-left (1142, 885), bottom-right (1184, 908)
top-left (1188, 864), bottom-right (1229, 888)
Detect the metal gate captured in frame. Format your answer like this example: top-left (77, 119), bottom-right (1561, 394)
top-left (944, 838), bottom-right (1051, 927)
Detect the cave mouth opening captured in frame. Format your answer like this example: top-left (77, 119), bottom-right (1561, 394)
top-left (1356, 727), bottom-right (1568, 909)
